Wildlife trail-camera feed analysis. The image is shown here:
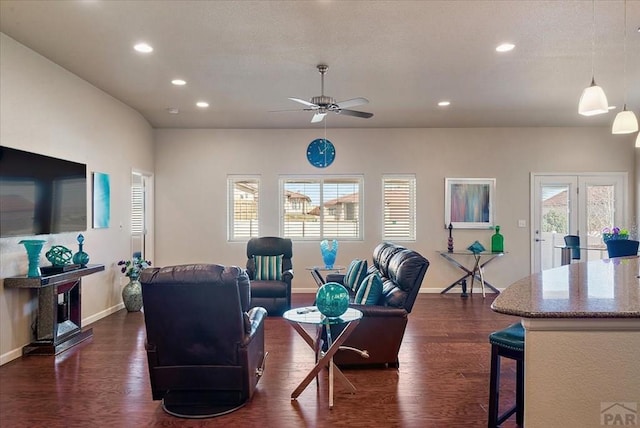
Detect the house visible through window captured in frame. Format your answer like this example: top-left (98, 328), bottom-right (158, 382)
top-left (383, 175), bottom-right (416, 240)
top-left (228, 176), bottom-right (259, 240)
top-left (281, 176), bottom-right (363, 240)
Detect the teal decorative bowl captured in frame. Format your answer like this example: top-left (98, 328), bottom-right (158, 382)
top-left (315, 282), bottom-right (349, 318)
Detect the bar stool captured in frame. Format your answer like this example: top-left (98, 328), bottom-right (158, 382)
top-left (488, 322), bottom-right (524, 428)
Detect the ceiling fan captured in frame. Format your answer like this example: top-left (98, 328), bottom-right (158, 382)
top-left (287, 64), bottom-right (373, 123)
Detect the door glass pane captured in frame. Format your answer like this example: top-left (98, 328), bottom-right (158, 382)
top-left (541, 185), bottom-right (569, 270)
top-left (585, 184), bottom-right (615, 246)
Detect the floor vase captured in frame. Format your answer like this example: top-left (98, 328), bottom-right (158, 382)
top-left (122, 278), bottom-right (143, 312)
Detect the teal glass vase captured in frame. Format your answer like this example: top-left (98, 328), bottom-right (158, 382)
top-left (19, 239), bottom-right (47, 277)
top-left (491, 226), bottom-right (504, 253)
top-left (316, 282), bottom-right (349, 318)
top-left (72, 234), bottom-right (90, 266)
top-left (320, 239), bottom-right (338, 269)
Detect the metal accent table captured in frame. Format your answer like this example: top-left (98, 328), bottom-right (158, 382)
top-left (4, 264), bottom-right (105, 355)
top-left (283, 306), bottom-right (364, 408)
top-left (305, 265), bottom-right (345, 287)
top-left (439, 251), bottom-right (504, 297)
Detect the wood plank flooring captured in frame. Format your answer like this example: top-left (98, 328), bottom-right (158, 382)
top-left (0, 293), bottom-right (523, 427)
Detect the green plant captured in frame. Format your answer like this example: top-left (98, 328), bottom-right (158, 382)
top-left (117, 257), bottom-right (151, 279)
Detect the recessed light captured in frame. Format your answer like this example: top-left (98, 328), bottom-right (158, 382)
top-left (438, 101), bottom-right (451, 107)
top-left (171, 79), bottom-right (187, 86)
top-left (133, 43), bottom-right (153, 53)
top-left (496, 43), bottom-right (515, 53)
top-left (166, 107), bottom-right (179, 114)
top-left (196, 101), bottom-right (209, 108)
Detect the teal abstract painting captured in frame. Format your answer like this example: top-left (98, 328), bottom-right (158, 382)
top-left (92, 172), bottom-right (110, 228)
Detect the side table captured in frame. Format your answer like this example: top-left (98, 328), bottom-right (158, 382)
top-left (283, 307), bottom-right (363, 408)
top-left (439, 251), bottom-right (504, 298)
top-left (305, 265), bottom-right (345, 287)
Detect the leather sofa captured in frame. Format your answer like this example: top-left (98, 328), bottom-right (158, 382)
top-left (325, 242), bottom-right (429, 367)
top-left (140, 264), bottom-right (267, 418)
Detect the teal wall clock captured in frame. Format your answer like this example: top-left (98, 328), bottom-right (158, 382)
top-left (306, 138), bottom-right (335, 168)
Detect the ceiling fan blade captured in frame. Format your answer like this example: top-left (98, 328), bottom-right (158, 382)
top-left (336, 97), bottom-right (369, 109)
top-left (288, 97), bottom-right (318, 108)
top-left (338, 109), bottom-right (373, 119)
top-left (311, 112), bottom-right (327, 123)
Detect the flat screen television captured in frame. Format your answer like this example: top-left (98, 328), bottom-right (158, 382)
top-left (0, 146), bottom-right (87, 238)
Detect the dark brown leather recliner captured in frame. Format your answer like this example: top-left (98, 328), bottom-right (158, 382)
top-left (140, 264), bottom-right (267, 418)
top-left (246, 237), bottom-right (293, 316)
top-left (325, 242), bottom-right (429, 367)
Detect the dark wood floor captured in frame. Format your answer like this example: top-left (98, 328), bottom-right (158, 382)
top-left (0, 293), bottom-right (523, 427)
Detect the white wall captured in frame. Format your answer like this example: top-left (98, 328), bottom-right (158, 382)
top-left (153, 127), bottom-right (637, 292)
top-left (0, 34), bottom-right (154, 364)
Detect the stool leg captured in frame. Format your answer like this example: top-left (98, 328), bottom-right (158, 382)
top-left (488, 344), bottom-right (500, 428)
top-left (516, 358), bottom-right (524, 426)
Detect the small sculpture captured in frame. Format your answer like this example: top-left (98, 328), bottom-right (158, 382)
top-left (447, 223), bottom-right (454, 253)
top-left (45, 245), bottom-right (73, 267)
top-left (316, 282), bottom-right (349, 318)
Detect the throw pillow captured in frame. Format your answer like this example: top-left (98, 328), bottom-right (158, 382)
top-left (343, 259), bottom-right (368, 291)
top-left (354, 272), bottom-right (383, 305)
top-left (254, 254), bottom-right (283, 281)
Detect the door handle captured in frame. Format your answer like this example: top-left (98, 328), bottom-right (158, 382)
top-left (535, 238), bottom-right (545, 242)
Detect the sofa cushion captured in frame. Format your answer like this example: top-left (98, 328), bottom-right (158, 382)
top-left (354, 272), bottom-right (383, 305)
top-left (343, 259), bottom-right (368, 291)
top-left (254, 254), bottom-right (283, 281)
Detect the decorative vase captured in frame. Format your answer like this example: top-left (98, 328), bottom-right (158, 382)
top-left (122, 276), bottom-right (143, 312)
top-left (320, 239), bottom-right (338, 269)
top-left (19, 239), bottom-right (46, 277)
top-left (72, 234), bottom-right (90, 266)
top-left (491, 225), bottom-right (504, 253)
top-left (315, 282), bottom-right (349, 318)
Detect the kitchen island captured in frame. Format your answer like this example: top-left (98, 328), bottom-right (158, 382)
top-left (492, 256), bottom-right (640, 427)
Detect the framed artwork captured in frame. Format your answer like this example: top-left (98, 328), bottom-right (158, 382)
top-left (444, 178), bottom-right (495, 229)
top-left (92, 172), bottom-right (110, 228)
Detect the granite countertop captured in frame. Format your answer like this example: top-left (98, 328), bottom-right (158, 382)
top-left (491, 256), bottom-right (640, 318)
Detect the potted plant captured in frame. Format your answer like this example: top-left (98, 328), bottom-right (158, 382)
top-left (602, 227), bottom-right (629, 243)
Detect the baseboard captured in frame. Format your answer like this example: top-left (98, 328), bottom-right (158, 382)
top-left (292, 287), bottom-right (500, 294)
top-left (1, 302), bottom-right (125, 366)
top-left (84, 302), bottom-right (125, 326)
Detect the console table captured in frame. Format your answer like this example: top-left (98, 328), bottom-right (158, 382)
top-left (439, 251), bottom-right (504, 297)
top-left (4, 264), bottom-right (105, 355)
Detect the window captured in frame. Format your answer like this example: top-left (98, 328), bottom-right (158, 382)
top-left (228, 176), bottom-right (260, 240)
top-left (281, 176), bottom-right (363, 240)
top-left (383, 175), bottom-right (416, 240)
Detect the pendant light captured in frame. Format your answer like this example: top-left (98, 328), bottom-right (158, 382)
top-left (612, 0), bottom-right (639, 134)
top-left (579, 0), bottom-right (609, 116)
top-left (635, 132), bottom-right (640, 148)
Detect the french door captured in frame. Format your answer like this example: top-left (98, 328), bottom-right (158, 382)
top-left (531, 173), bottom-right (627, 273)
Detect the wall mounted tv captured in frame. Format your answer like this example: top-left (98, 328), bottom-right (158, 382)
top-left (0, 146), bottom-right (87, 238)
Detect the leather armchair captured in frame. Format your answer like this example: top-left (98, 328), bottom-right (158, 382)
top-left (140, 264), bottom-right (267, 418)
top-left (246, 237), bottom-right (293, 316)
top-left (326, 242), bottom-right (429, 367)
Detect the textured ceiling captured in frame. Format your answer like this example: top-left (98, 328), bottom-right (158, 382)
top-left (1, 0), bottom-right (639, 129)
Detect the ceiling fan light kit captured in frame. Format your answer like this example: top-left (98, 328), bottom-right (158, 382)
top-left (287, 64), bottom-right (373, 123)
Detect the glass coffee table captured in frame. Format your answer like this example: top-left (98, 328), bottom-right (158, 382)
top-left (283, 306), bottom-right (365, 408)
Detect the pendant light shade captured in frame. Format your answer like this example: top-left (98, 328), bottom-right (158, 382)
top-left (578, 77), bottom-right (609, 116)
top-left (612, 105), bottom-right (639, 134)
